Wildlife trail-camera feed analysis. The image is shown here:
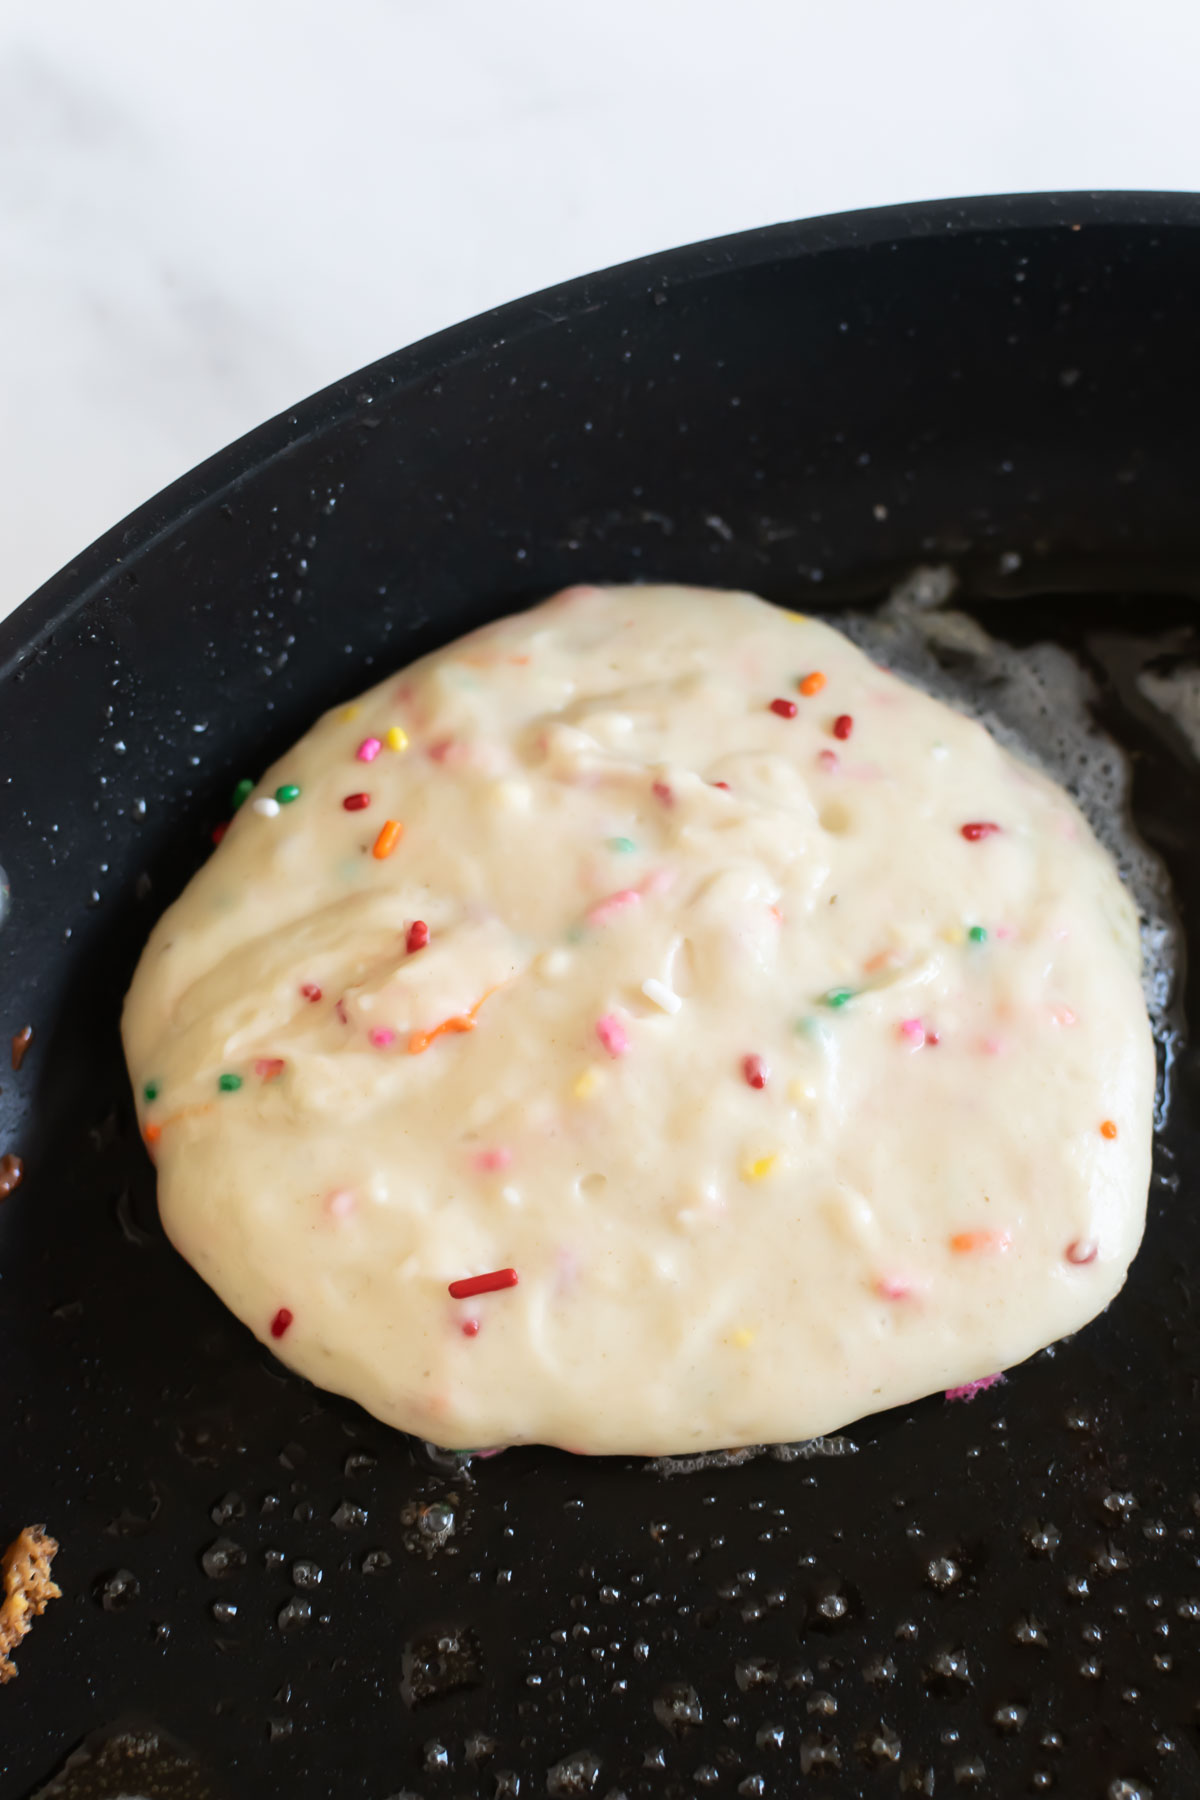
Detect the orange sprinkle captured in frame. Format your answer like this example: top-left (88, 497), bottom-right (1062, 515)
top-left (1100, 1119), bottom-right (1118, 1140)
top-left (863, 948), bottom-right (897, 974)
top-left (408, 987), bottom-right (498, 1056)
top-left (372, 819), bottom-right (404, 860)
top-left (798, 671), bottom-right (827, 697)
top-left (950, 1229), bottom-right (1011, 1255)
top-left (143, 1122), bottom-right (162, 1146)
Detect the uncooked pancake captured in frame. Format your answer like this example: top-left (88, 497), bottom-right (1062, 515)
top-left (122, 585), bottom-right (1155, 1455)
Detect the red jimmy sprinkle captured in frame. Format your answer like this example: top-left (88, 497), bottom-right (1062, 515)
top-left (300, 983), bottom-right (322, 1003)
top-left (743, 1054), bottom-right (768, 1089)
top-left (832, 714), bottom-right (854, 740)
top-left (406, 920), bottom-right (430, 954)
top-left (270, 1307), bottom-right (294, 1339)
top-left (769, 698), bottom-right (798, 719)
top-left (961, 821), bottom-right (1001, 842)
top-left (448, 1268), bottom-right (519, 1300)
top-left (343, 792), bottom-right (371, 811)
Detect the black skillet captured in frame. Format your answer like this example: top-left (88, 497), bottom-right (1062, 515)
top-left (4, 193), bottom-right (1200, 1800)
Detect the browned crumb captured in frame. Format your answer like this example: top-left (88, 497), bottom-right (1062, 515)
top-left (0, 1524), bottom-right (61, 1684)
top-left (10, 1025), bottom-right (32, 1072)
top-left (0, 1154), bottom-right (22, 1200)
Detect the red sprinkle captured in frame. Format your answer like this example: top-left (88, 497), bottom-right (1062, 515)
top-left (711, 780), bottom-right (730, 791)
top-left (343, 792), bottom-right (371, 811)
top-left (211, 821), bottom-right (229, 846)
top-left (961, 821), bottom-right (1001, 842)
top-left (406, 920), bottom-right (430, 954)
top-left (743, 1054), bottom-right (768, 1089)
top-left (461, 1318), bottom-right (481, 1337)
top-left (270, 1307), bottom-right (294, 1339)
top-left (925, 1030), bottom-right (941, 1047)
top-left (652, 780), bottom-right (674, 806)
top-left (769, 698), bottom-right (798, 718)
top-left (816, 748), bottom-right (839, 772)
top-left (1066, 1239), bottom-right (1099, 1264)
top-left (448, 1267), bottom-right (519, 1300)
top-left (300, 983), bottom-right (322, 1003)
top-left (832, 714), bottom-right (854, 740)
top-left (254, 1057), bottom-right (286, 1082)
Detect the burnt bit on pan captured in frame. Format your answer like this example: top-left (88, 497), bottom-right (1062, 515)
top-left (11, 1024), bottom-right (32, 1071)
top-left (0, 1153), bottom-right (22, 1200)
top-left (0, 1524), bottom-right (61, 1684)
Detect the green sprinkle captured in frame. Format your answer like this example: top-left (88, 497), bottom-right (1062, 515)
top-left (968, 925), bottom-right (988, 944)
top-left (217, 1072), bottom-right (243, 1093)
top-left (607, 836), bottom-right (637, 854)
top-left (276, 783), bottom-right (301, 805)
top-left (143, 1080), bottom-right (159, 1103)
top-left (231, 778), bottom-right (254, 810)
top-left (821, 987), bottom-right (855, 1009)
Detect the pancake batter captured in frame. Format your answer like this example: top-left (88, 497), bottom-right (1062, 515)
top-left (123, 585), bottom-right (1155, 1455)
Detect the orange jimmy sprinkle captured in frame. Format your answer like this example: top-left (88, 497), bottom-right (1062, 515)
top-left (950, 1229), bottom-right (1012, 1254)
top-left (408, 988), bottom-right (497, 1056)
top-left (372, 819), bottom-right (404, 860)
top-left (1100, 1119), bottom-right (1118, 1140)
top-left (143, 1122), bottom-right (162, 1146)
top-left (798, 671), bottom-right (827, 697)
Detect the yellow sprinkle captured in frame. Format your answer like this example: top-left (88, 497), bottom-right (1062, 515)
top-left (730, 1327), bottom-right (756, 1349)
top-left (788, 1078), bottom-right (817, 1108)
top-left (788, 610), bottom-right (809, 622)
top-left (572, 1068), bottom-right (601, 1100)
top-left (386, 726), bottom-right (409, 752)
top-left (741, 1153), bottom-right (778, 1182)
top-left (341, 704), bottom-right (361, 722)
top-left (941, 925), bottom-right (965, 945)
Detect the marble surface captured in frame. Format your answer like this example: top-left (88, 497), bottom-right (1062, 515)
top-left (3, 0), bottom-right (1200, 623)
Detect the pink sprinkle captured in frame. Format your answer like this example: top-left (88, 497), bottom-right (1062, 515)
top-left (898, 1018), bottom-right (925, 1048)
top-left (961, 821), bottom-right (1001, 842)
top-left (587, 888), bottom-right (641, 926)
top-left (652, 780), bottom-right (674, 806)
top-left (474, 1147), bottom-right (512, 1173)
top-left (875, 1274), bottom-right (914, 1300)
top-left (326, 1188), bottom-right (355, 1219)
top-left (356, 736), bottom-right (382, 763)
top-left (817, 749), bottom-right (839, 772)
top-left (300, 982), bottom-right (322, 1003)
top-left (335, 998), bottom-right (349, 1024)
top-left (270, 1307), bottom-right (294, 1340)
top-left (1066, 1238), bottom-right (1098, 1265)
top-left (945, 1374), bottom-right (1004, 1403)
top-left (981, 1035), bottom-right (1006, 1056)
top-left (641, 867), bottom-right (675, 897)
top-left (995, 925), bottom-right (1015, 941)
top-left (428, 737), bottom-right (455, 763)
top-left (254, 1057), bottom-right (286, 1082)
top-left (368, 1026), bottom-right (395, 1048)
top-left (473, 1444), bottom-right (507, 1459)
top-left (461, 1318), bottom-right (481, 1337)
top-left (1052, 1005), bottom-right (1076, 1027)
top-left (711, 780), bottom-right (731, 791)
top-left (743, 1054), bottom-right (768, 1089)
top-left (596, 1014), bottom-right (629, 1057)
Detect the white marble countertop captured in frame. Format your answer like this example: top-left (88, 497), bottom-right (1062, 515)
top-left (3, 0), bottom-right (1199, 623)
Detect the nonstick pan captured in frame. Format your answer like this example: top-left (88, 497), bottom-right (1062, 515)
top-left (4, 193), bottom-right (1200, 1799)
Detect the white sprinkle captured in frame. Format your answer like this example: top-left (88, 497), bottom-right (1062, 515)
top-left (642, 977), bottom-right (682, 1014)
top-left (252, 796), bottom-right (281, 817)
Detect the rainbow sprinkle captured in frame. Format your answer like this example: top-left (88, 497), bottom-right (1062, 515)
top-left (798, 671), bottom-right (827, 697)
top-left (386, 726), bottom-right (409, 752)
top-left (231, 778), bottom-right (254, 810)
top-left (373, 819), bottom-right (403, 859)
top-left (275, 783), bottom-right (301, 805)
top-left (595, 1014), bottom-right (629, 1057)
top-left (448, 1267), bottom-right (519, 1300)
top-left (357, 737), bottom-right (382, 763)
top-left (217, 1072), bottom-right (242, 1093)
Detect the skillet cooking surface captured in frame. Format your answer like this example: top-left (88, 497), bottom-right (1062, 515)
top-left (4, 196), bottom-right (1200, 1798)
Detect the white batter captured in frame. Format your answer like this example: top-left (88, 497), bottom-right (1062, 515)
top-left (122, 585), bottom-right (1155, 1455)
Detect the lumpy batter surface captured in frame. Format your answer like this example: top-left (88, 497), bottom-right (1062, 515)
top-left (123, 585), bottom-right (1155, 1455)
